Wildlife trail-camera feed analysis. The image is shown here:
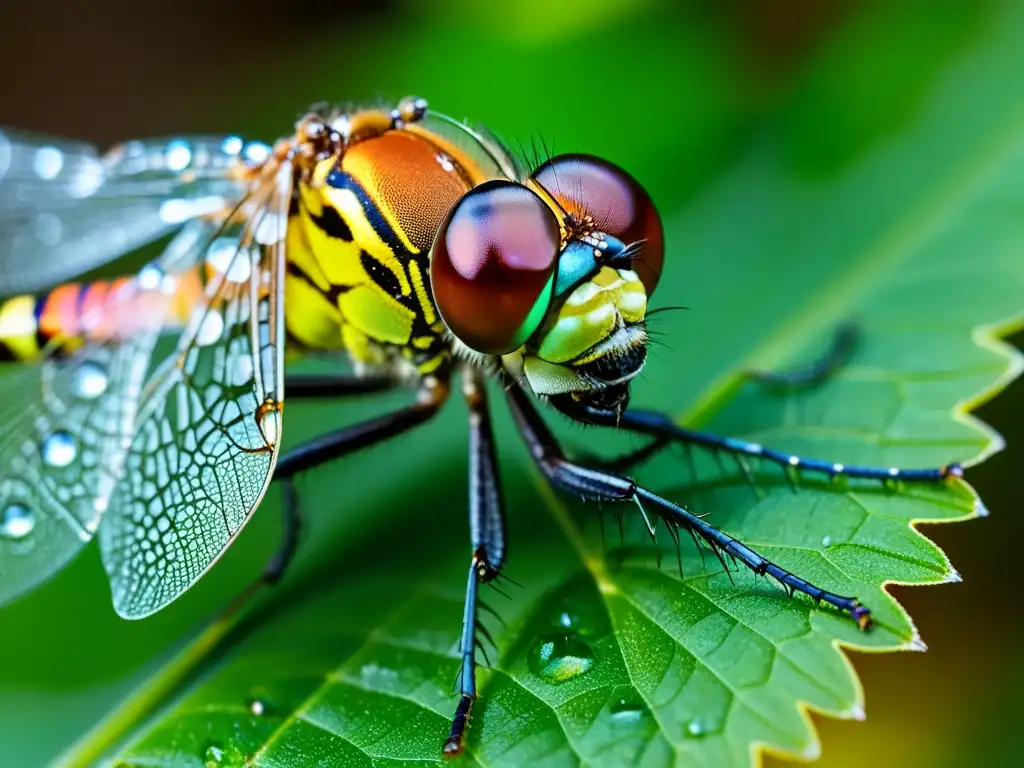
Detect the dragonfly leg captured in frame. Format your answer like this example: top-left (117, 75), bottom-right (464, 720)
top-left (227, 374), bottom-right (445, 614)
top-left (284, 371), bottom-right (398, 399)
top-left (260, 477), bottom-right (302, 586)
top-left (508, 384), bottom-right (872, 629)
top-left (747, 322), bottom-right (860, 391)
top-left (566, 327), bottom-right (857, 475)
top-left (444, 369), bottom-right (507, 757)
top-left (551, 396), bottom-right (963, 485)
top-left (245, 373), bottom-right (402, 589)
top-left (275, 375), bottom-right (448, 479)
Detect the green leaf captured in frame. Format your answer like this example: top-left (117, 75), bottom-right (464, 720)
top-left (61, 5), bottom-right (1024, 768)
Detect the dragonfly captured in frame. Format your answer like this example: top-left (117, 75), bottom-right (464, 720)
top-left (0, 97), bottom-right (963, 756)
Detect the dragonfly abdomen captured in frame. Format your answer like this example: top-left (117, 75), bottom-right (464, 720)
top-left (0, 267), bottom-right (204, 361)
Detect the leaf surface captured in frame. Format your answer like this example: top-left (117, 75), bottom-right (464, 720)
top-left (66, 5), bottom-right (1024, 768)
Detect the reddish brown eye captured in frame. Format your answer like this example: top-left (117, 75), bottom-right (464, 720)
top-left (533, 153), bottom-right (664, 295)
top-left (430, 180), bottom-right (560, 355)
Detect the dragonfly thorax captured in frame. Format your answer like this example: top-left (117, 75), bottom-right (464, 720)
top-left (285, 117), bottom-right (477, 378)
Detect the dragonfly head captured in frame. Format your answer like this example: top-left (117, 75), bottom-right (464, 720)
top-left (430, 154), bottom-right (663, 413)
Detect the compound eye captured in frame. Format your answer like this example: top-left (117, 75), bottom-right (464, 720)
top-left (533, 153), bottom-right (664, 295)
top-left (430, 180), bottom-right (560, 355)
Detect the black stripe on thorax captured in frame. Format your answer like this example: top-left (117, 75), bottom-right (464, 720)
top-left (324, 169), bottom-right (404, 252)
top-left (285, 261), bottom-right (350, 307)
top-left (308, 203), bottom-right (354, 242)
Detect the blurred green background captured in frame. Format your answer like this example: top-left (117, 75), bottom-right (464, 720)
top-left (0, 0), bottom-right (1021, 765)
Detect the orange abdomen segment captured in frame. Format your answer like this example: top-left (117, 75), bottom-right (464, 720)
top-left (0, 267), bottom-right (204, 361)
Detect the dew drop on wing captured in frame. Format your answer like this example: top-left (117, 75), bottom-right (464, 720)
top-left (164, 139), bottom-right (192, 172)
top-left (33, 146), bottom-right (63, 180)
top-left (71, 361), bottom-right (109, 400)
top-left (195, 311), bottom-right (225, 347)
top-left (40, 431), bottom-right (77, 468)
top-left (221, 136), bottom-right (243, 156)
top-left (0, 504), bottom-right (35, 540)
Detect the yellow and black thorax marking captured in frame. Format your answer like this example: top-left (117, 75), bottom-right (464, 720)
top-left (286, 128), bottom-right (477, 376)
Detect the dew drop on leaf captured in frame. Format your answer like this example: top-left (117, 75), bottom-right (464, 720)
top-left (687, 719), bottom-right (705, 737)
top-left (529, 633), bottom-right (596, 683)
top-left (246, 687), bottom-right (277, 717)
top-left (609, 695), bottom-right (648, 726)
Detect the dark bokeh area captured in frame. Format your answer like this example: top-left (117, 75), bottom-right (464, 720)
top-left (0, 1), bottom-right (1021, 766)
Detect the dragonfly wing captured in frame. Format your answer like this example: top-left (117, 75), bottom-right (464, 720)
top-left (0, 220), bottom-right (217, 606)
top-left (101, 162), bottom-right (290, 619)
top-left (0, 129), bottom-right (254, 294)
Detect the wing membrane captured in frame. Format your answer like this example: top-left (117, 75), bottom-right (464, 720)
top-left (0, 220), bottom-right (217, 606)
top-left (0, 129), bottom-right (254, 294)
top-left (101, 163), bottom-right (290, 618)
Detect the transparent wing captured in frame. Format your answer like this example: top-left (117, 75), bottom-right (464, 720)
top-left (415, 112), bottom-right (521, 179)
top-left (0, 220), bottom-right (217, 606)
top-left (101, 162), bottom-right (290, 618)
top-left (0, 128), bottom-right (262, 294)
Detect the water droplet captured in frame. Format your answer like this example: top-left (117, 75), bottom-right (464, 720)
top-left (206, 237), bottom-right (252, 283)
top-left (71, 362), bottom-right (109, 400)
top-left (195, 311), bottom-right (225, 347)
top-left (165, 140), bottom-right (192, 172)
top-left (68, 162), bottom-right (102, 198)
top-left (609, 697), bottom-right (647, 726)
top-left (687, 719), bottom-right (705, 737)
top-left (41, 431), bottom-right (77, 467)
top-left (558, 611), bottom-right (573, 628)
top-left (821, 535), bottom-right (832, 547)
top-left (34, 146), bottom-right (63, 180)
top-left (243, 142), bottom-right (271, 165)
top-left (231, 354), bottom-right (254, 387)
top-left (221, 136), bottom-right (243, 157)
top-left (0, 504), bottom-right (35, 540)
top-left (529, 633), bottom-right (596, 683)
top-left (245, 687), bottom-right (278, 718)
top-left (254, 211), bottom-right (287, 245)
top-left (137, 263), bottom-right (164, 291)
top-left (203, 743), bottom-right (225, 766)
